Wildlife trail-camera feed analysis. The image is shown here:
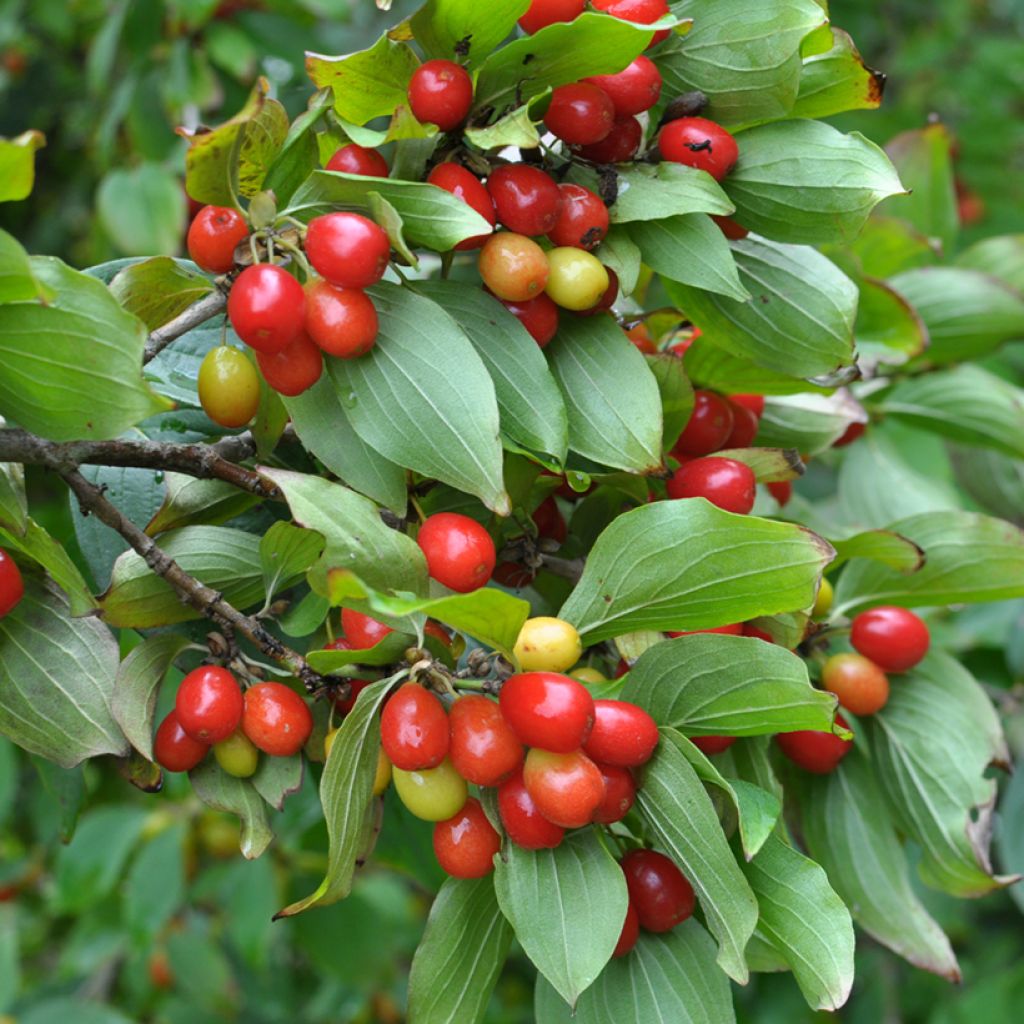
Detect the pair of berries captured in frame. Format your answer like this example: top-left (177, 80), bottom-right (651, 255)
top-left (519, 0), bottom-right (672, 47)
top-left (154, 667), bottom-right (313, 776)
top-left (614, 848), bottom-right (696, 957)
top-left (0, 549), bottom-right (24, 619)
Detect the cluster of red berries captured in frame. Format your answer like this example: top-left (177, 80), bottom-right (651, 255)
top-left (154, 666), bottom-right (313, 776)
top-left (0, 549), bottom-right (24, 619)
top-left (615, 847), bottom-right (695, 956)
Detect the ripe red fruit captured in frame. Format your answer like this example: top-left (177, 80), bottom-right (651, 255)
top-left (766, 480), bottom-right (792, 507)
top-left (334, 678), bottom-right (374, 716)
top-left (592, 0), bottom-right (671, 45)
top-left (518, 0), bottom-right (584, 33)
top-left (523, 748), bottom-right (606, 828)
top-left (486, 165), bottom-right (564, 237)
top-left (850, 606), bottom-right (931, 673)
top-left (380, 683), bottom-right (450, 770)
top-left (497, 772), bottom-right (565, 849)
top-left (499, 671), bottom-right (595, 752)
top-left (493, 561), bottom-right (535, 589)
top-left (625, 323), bottom-right (656, 353)
top-left (620, 849), bottom-right (695, 932)
top-left (573, 113), bottom-right (643, 163)
top-left (730, 393), bottom-right (765, 418)
top-left (228, 264), bottom-right (305, 354)
top-left (187, 205), bottom-right (248, 274)
top-left (341, 608), bottom-right (394, 649)
top-left (427, 163), bottom-right (496, 250)
top-left (691, 735), bottom-right (736, 756)
top-left (584, 55), bottom-right (662, 116)
top-left (154, 711), bottom-right (209, 772)
top-left (303, 279), bottom-right (379, 358)
top-left (417, 512), bottom-right (496, 593)
top-left (613, 902), bottom-right (640, 957)
top-left (497, 291), bottom-right (560, 347)
top-left (659, 117), bottom-right (739, 180)
top-left (0, 549), bottom-right (24, 618)
top-left (743, 623), bottom-right (776, 643)
top-left (712, 215), bottom-right (749, 240)
top-left (326, 143), bottom-right (388, 177)
top-left (449, 695), bottom-right (524, 786)
top-left (544, 82), bottom-right (615, 145)
top-left (255, 332), bottom-right (323, 396)
top-left (532, 495), bottom-right (567, 544)
top-left (408, 59), bottom-right (473, 131)
top-left (821, 653), bottom-right (890, 716)
top-left (833, 421), bottom-right (866, 448)
top-left (776, 714), bottom-right (852, 774)
top-left (724, 399), bottom-right (759, 448)
top-left (593, 763), bottom-right (636, 823)
top-left (583, 700), bottom-right (659, 766)
top-left (305, 212), bottom-right (390, 289)
top-left (241, 682), bottom-right (313, 756)
top-left (433, 797), bottom-right (502, 878)
top-left (667, 457), bottom-right (756, 514)
top-left (673, 390), bottom-right (734, 456)
top-left (176, 666), bottom-right (243, 744)
top-left (668, 623), bottom-right (743, 638)
top-left (547, 183), bottom-right (610, 250)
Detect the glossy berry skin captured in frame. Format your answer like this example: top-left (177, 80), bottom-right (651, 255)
top-left (691, 735), bottom-right (737, 756)
top-left (497, 292), bottom-right (559, 347)
top-left (593, 763), bottom-right (636, 824)
top-left (497, 772), bottom-right (565, 849)
top-left (176, 666), bottom-right (243, 744)
top-left (486, 165), bottom-right (563, 237)
top-left (545, 247), bottom-right (610, 311)
top-left (241, 682), bottom-right (313, 757)
top-left (499, 671), bottom-right (595, 752)
top-left (478, 233), bottom-right (549, 302)
top-left (333, 678), bottom-right (374, 716)
top-left (621, 849), bottom-right (695, 932)
top-left (523, 748), bottom-right (606, 828)
top-left (303, 279), bottom-right (378, 358)
top-left (433, 797), bottom-right (502, 879)
top-left (850, 606), bottom-right (930, 673)
top-left (776, 715), bottom-right (852, 774)
top-left (326, 143), bottom-right (388, 177)
top-left (674, 390), bottom-right (734, 456)
top-left (668, 623), bottom-right (743, 638)
top-left (213, 729), bottom-right (259, 778)
top-left (393, 757), bottom-right (468, 821)
top-left (744, 623), bottom-right (776, 643)
top-left (518, 0), bottom-right (585, 33)
top-left (724, 400), bottom-right (759, 448)
top-left (547, 183), bottom-right (609, 250)
top-left (255, 332), bottom-right (323, 397)
top-left (585, 55), bottom-right (662, 116)
top-left (427, 164), bottom-right (496, 250)
top-left (228, 264), bottom-right (305, 354)
top-left (544, 82), bottom-right (615, 145)
top-left (305, 212), bottom-right (390, 289)
top-left (592, 0), bottom-right (670, 45)
top-left (424, 620), bottom-right (454, 647)
top-left (766, 480), bottom-right (792, 508)
top-left (583, 700), bottom-right (659, 767)
top-left (579, 267), bottom-right (618, 316)
top-left (154, 711), bottom-right (208, 772)
top-left (574, 113), bottom-right (642, 163)
top-left (613, 902), bottom-right (640, 958)
top-left (0, 549), bottom-right (24, 618)
top-left (197, 346), bottom-right (260, 428)
top-left (380, 683), bottom-right (450, 771)
top-left (513, 617), bottom-right (582, 673)
top-left (821, 653), bottom-right (890, 716)
top-left (713, 215), bottom-right (749, 240)
top-left (570, 666), bottom-right (607, 684)
top-left (659, 118), bottom-right (739, 180)
top-left (417, 512), bottom-right (496, 593)
top-left (667, 457), bottom-right (756, 515)
top-left (532, 496), bottom-right (567, 543)
top-left (408, 59), bottom-right (473, 132)
top-left (341, 608), bottom-right (394, 649)
top-left (833, 421), bottom-right (866, 448)
top-left (730, 393), bottom-right (765, 418)
top-left (449, 695), bottom-right (524, 786)
top-left (187, 205), bottom-right (248, 273)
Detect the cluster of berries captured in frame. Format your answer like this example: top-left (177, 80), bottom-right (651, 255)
top-left (0, 549), bottom-right (24, 619)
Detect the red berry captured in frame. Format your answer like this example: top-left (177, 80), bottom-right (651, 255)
top-left (499, 671), bottom-right (595, 752)
top-left (821, 653), bottom-right (890, 716)
top-left (579, 267), bottom-right (618, 316)
top-left (417, 512), bottom-right (496, 593)
top-left (497, 772), bottom-right (565, 849)
top-left (833, 421), bottom-right (866, 448)
top-left (766, 480), bottom-right (792, 507)
top-left (154, 711), bottom-right (208, 772)
top-left (625, 323), bottom-right (656, 353)
top-left (380, 683), bottom-right (450, 771)
top-left (850, 607), bottom-right (930, 673)
top-left (303, 279), bottom-right (378, 358)
top-left (518, 0), bottom-right (584, 33)
top-left (584, 55), bottom-right (662, 116)
top-left (305, 212), bottom-right (390, 289)
top-left (241, 682), bottom-right (313, 757)
top-left (433, 797), bottom-right (502, 878)
top-left (427, 163), bottom-right (497, 250)
top-left (228, 264), bottom-right (305, 355)
top-left (724, 400), bottom-right (759, 448)
top-left (592, 0), bottom-right (671, 45)
top-left (408, 59), bottom-right (473, 131)
top-left (187, 205), bottom-right (248, 274)
top-left (478, 233), bottom-right (550, 301)
top-left (334, 678), bottom-right (374, 716)
top-left (449, 695), bottom-right (524, 786)
top-left (667, 457), bottom-right (756, 514)
top-left (341, 608), bottom-right (394, 649)
top-left (743, 623), bottom-right (776, 643)
top-left (613, 901), bottom-right (640, 957)
top-left (673, 390), bottom-right (734, 456)
top-left (712, 215), bottom-right (749, 240)
top-left (0, 549), bottom-right (24, 618)
top-left (667, 623), bottom-right (743, 638)
top-left (659, 118), bottom-right (739, 180)
top-left (729, 394), bottom-right (765, 418)
top-left (486, 165), bottom-right (564, 237)
top-left (326, 143), bottom-right (388, 177)
top-left (255, 332), bottom-right (323, 396)
top-left (493, 561), bottom-right (535, 589)
top-left (614, 658), bottom-right (630, 678)
top-left (424, 621), bottom-right (453, 647)
top-left (691, 735), bottom-right (736, 756)
top-left (620, 849), bottom-right (695, 932)
top-left (573, 114), bottom-right (642, 163)
top-left (522, 748), bottom-right (605, 828)
top-left (532, 496), bottom-right (567, 543)
top-left (547, 183), bottom-right (609, 250)
top-left (592, 763), bottom-right (636, 823)
top-left (583, 700), bottom-right (658, 766)
top-left (544, 82), bottom-right (615, 145)
top-left (496, 291), bottom-right (560, 347)
top-left (176, 666), bottom-right (243, 744)
top-left (776, 714), bottom-right (852, 774)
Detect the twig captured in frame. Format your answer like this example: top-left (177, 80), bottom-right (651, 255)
top-left (539, 554), bottom-right (585, 583)
top-left (143, 288), bottom-right (228, 364)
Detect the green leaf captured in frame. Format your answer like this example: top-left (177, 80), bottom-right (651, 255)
top-left (956, 233), bottom-right (1024, 294)
top-left (189, 760), bottom-right (273, 859)
top-left (96, 164), bottom-right (187, 257)
top-left (834, 511), bottom-right (1024, 614)
top-left (464, 101), bottom-right (544, 150)
top-left (739, 834), bottom-right (854, 1010)
top-left (846, 215), bottom-right (939, 278)
top-left (853, 275), bottom-right (928, 370)
top-left (416, 281), bottom-right (569, 464)
top-left (259, 521), bottom-right (326, 603)
top-left (646, 352), bottom-right (694, 453)
top-left (18, 1002), bottom-right (133, 1024)
top-left (546, 314), bottom-right (662, 473)
top-left (622, 635), bottom-right (837, 736)
top-left (560, 500), bottom-right (833, 643)
top-left (0, 461), bottom-right (26, 537)
top-left (306, 630), bottom-right (414, 673)
top-left (725, 121), bottom-right (904, 244)
top-left (949, 446), bottom-right (1024, 528)
top-left (259, 469), bottom-right (427, 596)
top-left (0, 257), bottom-right (172, 440)
top-left (262, 89), bottom-right (331, 206)
top-left (712, 446), bottom-right (804, 482)
top-left (251, 753), bottom-right (303, 811)
top-left (123, 823), bottom-right (186, 939)
top-left (0, 228), bottom-right (52, 303)
top-left (146, 473), bottom-right (261, 534)
top-left (828, 529), bottom-right (924, 573)
top-left (681, 337), bottom-right (829, 396)
top-left (594, 228), bottom-right (641, 296)
top-left (30, 756), bottom-right (85, 842)
top-left (799, 748), bottom-right (961, 980)
top-left (791, 28), bottom-right (885, 119)
top-left (868, 652), bottom-right (1014, 897)
top-left (408, 876), bottom-right (514, 1024)
top-left (325, 284), bottom-right (509, 514)
top-left (664, 238), bottom-right (857, 378)
top-left (109, 257), bottom-right (214, 331)
top-left (0, 131), bottom-right (45, 202)
top-left (410, 0), bottom-right (530, 64)
top-left (0, 577), bottom-right (127, 768)
top-left (657, 0), bottom-right (824, 127)
top-left (756, 391), bottom-right (864, 455)
top-left (367, 191), bottom-right (419, 268)
top-left (635, 730), bottom-right (759, 982)
top-left (494, 830), bottom-right (628, 1007)
top-left (0, 519), bottom-right (98, 616)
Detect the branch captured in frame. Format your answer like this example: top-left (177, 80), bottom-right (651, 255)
top-left (143, 288), bottom-right (228, 364)
top-left (539, 554), bottom-right (585, 583)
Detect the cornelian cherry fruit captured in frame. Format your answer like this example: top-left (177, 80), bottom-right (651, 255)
top-left (547, 183), bottom-right (609, 250)
top-left (668, 623), bottom-right (743, 638)
top-left (730, 393), bottom-right (765, 418)
top-left (305, 212), bottom-right (390, 289)
top-left (341, 608), bottom-right (394, 649)
top-left (532, 496), bottom-right (567, 543)
top-left (449, 695), bottom-right (524, 786)
top-left (154, 711), bottom-right (209, 772)
top-left (667, 457), bottom-right (756, 514)
top-left (821, 653), bottom-right (890, 716)
top-left (0, 549), bottom-right (25, 618)
top-left (255, 332), bottom-right (323, 396)
top-left (583, 700), bottom-right (659, 766)
top-left (776, 714), bottom-right (852, 774)
top-left (724, 399), bottom-right (759, 448)
top-left (427, 163), bottom-right (496, 250)
top-left (303, 279), bottom-right (379, 358)
top-left (197, 346), bottom-right (260, 428)
top-left (497, 772), bottom-right (565, 849)
top-left (613, 902), bottom-right (640, 957)
top-left (691, 735), bottom-right (737, 756)
top-left (850, 606), bottom-right (930, 673)
top-left (497, 291), bottom-right (559, 346)
top-left (523, 748), bottom-right (605, 828)
top-left (187, 205), bottom-right (248, 274)
top-left (585, 55), bottom-right (662, 116)
top-left (478, 232), bottom-right (550, 302)
top-left (713, 215), bottom-right (749, 240)
top-left (621, 849), bottom-right (695, 932)
top-left (518, 0), bottom-right (584, 33)
top-left (241, 681), bottom-right (313, 757)
top-left (486, 165), bottom-right (563, 237)
top-left (625, 323), bottom-right (656, 353)
top-left (674, 390), bottom-right (734, 455)
top-left (417, 512), bottom-right (496, 593)
top-left (593, 763), bottom-right (636, 823)
top-left (767, 480), bottom-right (792, 507)
top-left (544, 82), bottom-right (615, 145)
top-left (408, 59), bottom-right (474, 132)
top-left (326, 143), bottom-right (388, 177)
top-left (333, 678), bottom-right (374, 716)
top-left (579, 266), bottom-right (618, 316)
top-left (659, 117), bottom-right (739, 180)
top-left (380, 683), bottom-right (450, 771)
top-left (433, 797), bottom-right (502, 879)
top-left (176, 666), bottom-right (243, 744)
top-left (499, 671), bottom-right (595, 752)
top-left (833, 421), bottom-right (866, 448)
top-left (228, 264), bottom-right (305, 354)
top-left (573, 113), bottom-right (642, 162)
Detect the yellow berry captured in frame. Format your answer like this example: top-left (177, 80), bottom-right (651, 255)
top-left (514, 616), bottom-right (583, 672)
top-left (544, 247), bottom-right (609, 311)
top-left (569, 666), bottom-right (607, 684)
top-left (393, 757), bottom-right (467, 821)
top-left (812, 577), bottom-right (834, 619)
top-left (197, 346), bottom-right (260, 428)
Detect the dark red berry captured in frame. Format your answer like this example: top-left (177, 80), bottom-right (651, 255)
top-left (486, 165), bottom-right (564, 236)
top-left (579, 267), bottom-right (618, 316)
top-left (584, 55), bottom-right (662, 116)
top-left (592, 763), bottom-right (636, 823)
top-left (613, 901), bottom-right (640, 957)
top-left (667, 623), bottom-right (743, 638)
top-left (341, 608), bottom-right (394, 649)
top-left (833, 422), bottom-right (866, 448)
top-left (408, 59), bottom-right (473, 131)
top-left (666, 457), bottom-right (756, 514)
top-left (729, 393), bottom-right (765, 418)
top-left (0, 549), bottom-right (24, 618)
top-left (712, 215), bottom-right (749, 240)
top-left (427, 163), bottom-right (497, 250)
top-left (228, 264), bottom-right (305, 354)
top-left (766, 480), bottom-right (792, 507)
top-left (496, 291), bottom-right (560, 347)
top-left (305, 212), bottom-right (390, 289)
top-left (334, 678), bottom-right (374, 716)
top-left (573, 114), bottom-right (642, 163)
top-left (850, 607), bottom-right (930, 673)
top-left (547, 183), bottom-right (609, 250)
top-left (621, 849), bottom-right (695, 932)
top-left (326, 143), bottom-right (388, 177)
top-left (176, 666), bottom-right (243, 744)
top-left (691, 735), bottom-right (736, 756)
top-left (154, 711), bottom-right (208, 773)
top-left (380, 683), bottom-right (450, 771)
top-left (498, 771), bottom-right (566, 849)
top-left (417, 513), bottom-right (496, 593)
top-left (723, 399), bottom-right (759, 448)
top-left (673, 390), bottom-right (734, 456)
top-left (544, 82), bottom-right (615, 145)
top-left (532, 495), bottom-right (567, 543)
